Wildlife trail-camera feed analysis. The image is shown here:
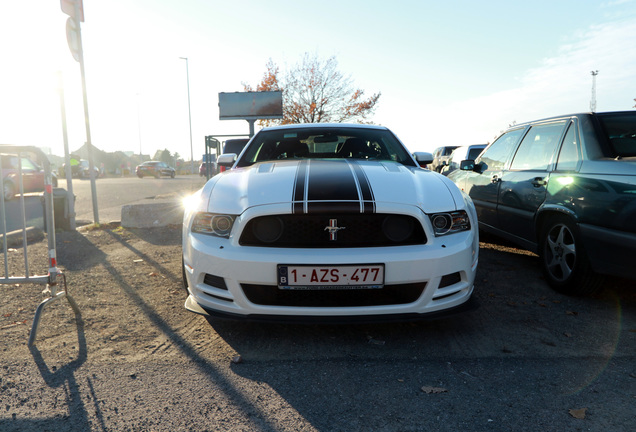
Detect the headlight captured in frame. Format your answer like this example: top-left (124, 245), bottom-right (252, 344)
top-left (429, 210), bottom-right (471, 236)
top-left (192, 213), bottom-right (236, 238)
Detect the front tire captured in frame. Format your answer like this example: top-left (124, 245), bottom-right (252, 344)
top-left (540, 215), bottom-right (604, 295)
top-left (182, 259), bottom-right (189, 294)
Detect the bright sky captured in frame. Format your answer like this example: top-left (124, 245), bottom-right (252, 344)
top-left (1, 0), bottom-right (635, 160)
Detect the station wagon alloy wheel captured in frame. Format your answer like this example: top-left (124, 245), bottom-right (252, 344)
top-left (540, 215), bottom-right (604, 295)
top-left (544, 221), bottom-right (576, 282)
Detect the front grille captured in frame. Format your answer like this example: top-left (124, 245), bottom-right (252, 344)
top-left (241, 283), bottom-right (426, 307)
top-left (239, 213), bottom-right (426, 248)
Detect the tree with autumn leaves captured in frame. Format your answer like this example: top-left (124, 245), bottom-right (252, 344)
top-left (243, 53), bottom-right (381, 126)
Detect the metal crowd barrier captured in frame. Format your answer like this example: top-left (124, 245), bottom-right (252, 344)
top-left (0, 145), bottom-right (79, 347)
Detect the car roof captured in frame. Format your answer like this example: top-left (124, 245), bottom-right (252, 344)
top-left (260, 123), bottom-right (389, 132)
top-left (508, 110), bottom-right (635, 130)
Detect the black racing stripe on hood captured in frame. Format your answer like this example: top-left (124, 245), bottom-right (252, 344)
top-left (349, 160), bottom-right (375, 213)
top-left (292, 160), bottom-right (308, 214)
top-left (306, 160), bottom-right (359, 203)
top-left (305, 202), bottom-right (363, 214)
top-left (292, 160), bottom-right (377, 214)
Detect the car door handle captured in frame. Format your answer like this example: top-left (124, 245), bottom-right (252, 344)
top-left (531, 177), bottom-right (547, 187)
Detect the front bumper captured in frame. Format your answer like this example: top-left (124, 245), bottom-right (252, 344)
top-left (183, 228), bottom-right (478, 320)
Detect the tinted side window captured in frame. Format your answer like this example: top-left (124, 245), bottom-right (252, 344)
top-left (597, 112), bottom-right (636, 157)
top-left (510, 122), bottom-right (566, 171)
top-left (479, 129), bottom-right (525, 171)
top-left (556, 122), bottom-right (580, 171)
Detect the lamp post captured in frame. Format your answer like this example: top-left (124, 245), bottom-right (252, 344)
top-left (179, 57), bottom-right (194, 174)
top-left (136, 93), bottom-right (142, 156)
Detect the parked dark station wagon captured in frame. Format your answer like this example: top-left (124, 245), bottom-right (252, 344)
top-left (448, 111), bottom-right (636, 295)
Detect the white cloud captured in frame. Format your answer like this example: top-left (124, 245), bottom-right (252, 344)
top-left (394, 15), bottom-right (636, 152)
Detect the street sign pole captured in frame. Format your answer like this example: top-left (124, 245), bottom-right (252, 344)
top-left (63, 0), bottom-right (99, 224)
top-left (56, 72), bottom-right (77, 230)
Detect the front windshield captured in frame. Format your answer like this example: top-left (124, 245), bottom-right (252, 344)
top-left (236, 127), bottom-right (416, 168)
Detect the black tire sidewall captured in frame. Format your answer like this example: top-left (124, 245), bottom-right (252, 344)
top-left (3, 180), bottom-right (15, 201)
top-left (539, 214), bottom-right (602, 295)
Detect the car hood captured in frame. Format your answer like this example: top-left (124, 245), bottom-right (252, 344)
top-left (201, 159), bottom-right (462, 215)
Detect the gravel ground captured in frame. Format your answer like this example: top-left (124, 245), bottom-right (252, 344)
top-left (1, 225), bottom-right (634, 431)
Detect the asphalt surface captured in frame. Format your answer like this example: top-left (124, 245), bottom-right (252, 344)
top-left (1, 175), bottom-right (206, 233)
top-left (58, 174), bottom-right (206, 225)
top-left (0, 176), bottom-right (634, 431)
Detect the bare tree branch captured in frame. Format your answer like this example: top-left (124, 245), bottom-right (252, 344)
top-left (244, 53), bottom-right (380, 126)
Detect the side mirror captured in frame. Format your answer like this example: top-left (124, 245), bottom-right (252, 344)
top-left (413, 152), bottom-right (433, 168)
top-left (459, 159), bottom-right (473, 170)
top-left (460, 159), bottom-right (484, 173)
top-left (217, 153), bottom-right (237, 168)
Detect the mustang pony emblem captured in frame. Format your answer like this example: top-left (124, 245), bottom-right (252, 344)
top-left (324, 219), bottom-right (346, 241)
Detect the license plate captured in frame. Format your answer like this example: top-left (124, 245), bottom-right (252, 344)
top-left (277, 264), bottom-right (384, 290)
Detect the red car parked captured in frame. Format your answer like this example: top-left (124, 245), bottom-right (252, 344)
top-left (1, 154), bottom-right (58, 201)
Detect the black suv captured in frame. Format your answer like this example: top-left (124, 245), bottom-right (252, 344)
top-left (449, 111), bottom-right (636, 295)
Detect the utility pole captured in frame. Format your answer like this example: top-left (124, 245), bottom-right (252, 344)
top-left (590, 70), bottom-right (599, 112)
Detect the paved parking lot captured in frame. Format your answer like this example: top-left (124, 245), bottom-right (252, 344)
top-left (0, 226), bottom-right (634, 431)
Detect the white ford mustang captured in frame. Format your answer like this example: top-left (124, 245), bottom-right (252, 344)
top-left (182, 124), bottom-right (479, 322)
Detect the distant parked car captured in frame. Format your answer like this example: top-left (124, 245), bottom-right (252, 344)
top-left (199, 154), bottom-right (217, 177)
top-left (77, 159), bottom-right (100, 179)
top-left (448, 111), bottom-right (636, 295)
top-left (441, 144), bottom-right (487, 176)
top-left (430, 146), bottom-right (459, 173)
top-left (1, 154), bottom-right (58, 200)
top-left (136, 161), bottom-right (176, 178)
top-left (62, 158), bottom-right (100, 179)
